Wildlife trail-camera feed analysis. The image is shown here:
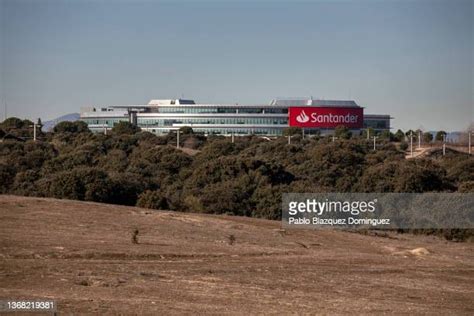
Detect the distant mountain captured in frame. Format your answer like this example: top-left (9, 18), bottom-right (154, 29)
top-left (41, 113), bottom-right (80, 132)
top-left (427, 131), bottom-right (462, 142)
top-left (446, 132), bottom-right (462, 142)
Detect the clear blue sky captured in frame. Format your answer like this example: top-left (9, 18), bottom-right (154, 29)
top-left (1, 0), bottom-right (472, 131)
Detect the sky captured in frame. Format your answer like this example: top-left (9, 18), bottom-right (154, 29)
top-left (0, 0), bottom-right (472, 131)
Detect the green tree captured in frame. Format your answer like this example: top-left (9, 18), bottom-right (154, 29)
top-left (282, 127), bottom-right (302, 136)
top-left (0, 117), bottom-right (35, 138)
top-left (380, 130), bottom-right (392, 141)
top-left (179, 126), bottom-right (194, 135)
top-left (111, 121), bottom-right (141, 135)
top-left (1, 117), bottom-right (25, 129)
top-left (137, 190), bottom-right (168, 209)
top-left (53, 121), bottom-right (90, 134)
top-left (394, 160), bottom-right (451, 192)
top-left (423, 132), bottom-right (433, 143)
top-left (393, 129), bottom-right (405, 142)
top-left (0, 164), bottom-right (16, 193)
top-left (334, 125), bottom-right (352, 139)
top-left (48, 167), bottom-right (113, 202)
top-left (435, 131), bottom-right (447, 141)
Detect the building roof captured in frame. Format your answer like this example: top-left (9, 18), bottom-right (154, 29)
top-left (148, 99), bottom-right (196, 105)
top-left (270, 98), bottom-right (360, 108)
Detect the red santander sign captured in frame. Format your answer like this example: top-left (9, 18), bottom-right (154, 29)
top-left (289, 107), bottom-right (363, 128)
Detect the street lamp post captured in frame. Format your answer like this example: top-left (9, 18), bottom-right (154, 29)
top-left (231, 132), bottom-right (235, 144)
top-left (372, 136), bottom-right (378, 151)
top-left (410, 131), bottom-right (414, 157)
top-left (29, 119), bottom-right (41, 142)
top-left (442, 133), bottom-right (446, 156)
top-left (469, 131), bottom-right (472, 155)
top-left (176, 130), bottom-right (180, 149)
top-left (418, 130), bottom-right (421, 149)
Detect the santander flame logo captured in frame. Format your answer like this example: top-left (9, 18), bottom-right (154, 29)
top-left (296, 110), bottom-right (310, 123)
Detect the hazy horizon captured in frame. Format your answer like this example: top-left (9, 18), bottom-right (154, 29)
top-left (1, 0), bottom-right (473, 132)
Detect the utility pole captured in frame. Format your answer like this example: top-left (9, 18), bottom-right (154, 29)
top-left (410, 131), bottom-right (413, 157)
top-left (231, 132), bottom-right (234, 143)
top-left (287, 135), bottom-right (291, 145)
top-left (366, 128), bottom-right (370, 140)
top-left (469, 131), bottom-right (472, 155)
top-left (33, 122), bottom-right (37, 142)
top-left (442, 133), bottom-right (446, 156)
top-left (372, 136), bottom-right (378, 151)
top-left (30, 118), bottom-right (41, 142)
top-left (418, 130), bottom-right (421, 149)
top-left (176, 130), bottom-right (180, 148)
top-left (302, 128), bottom-right (305, 140)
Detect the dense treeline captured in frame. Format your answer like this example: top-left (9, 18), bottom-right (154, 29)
top-left (1, 119), bottom-right (473, 239)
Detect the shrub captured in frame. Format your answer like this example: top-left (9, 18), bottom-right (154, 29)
top-left (179, 126), bottom-right (194, 135)
top-left (12, 170), bottom-right (40, 195)
top-left (250, 185), bottom-right (283, 219)
top-left (137, 190), bottom-right (167, 210)
top-left (111, 121), bottom-right (141, 135)
top-left (0, 164), bottom-right (16, 193)
top-left (458, 181), bottom-right (474, 193)
top-left (197, 176), bottom-right (254, 215)
top-left (108, 172), bottom-right (146, 205)
top-left (282, 127), bottom-right (302, 136)
top-left (393, 129), bottom-right (405, 142)
top-left (400, 141), bottom-right (408, 151)
top-left (1, 117), bottom-right (25, 129)
top-left (53, 121), bottom-right (90, 134)
top-left (435, 131), bottom-right (446, 141)
top-left (356, 161), bottom-right (399, 192)
top-left (334, 125), bottom-right (352, 139)
top-left (443, 157), bottom-right (474, 184)
top-left (48, 167), bottom-right (113, 202)
top-left (0, 117), bottom-right (36, 138)
top-left (380, 130), bottom-right (392, 141)
top-left (99, 149), bottom-right (129, 172)
top-left (290, 141), bottom-right (366, 191)
top-left (394, 159), bottom-right (452, 192)
top-left (423, 132), bottom-right (433, 143)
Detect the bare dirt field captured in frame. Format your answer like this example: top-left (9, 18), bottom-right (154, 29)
top-left (0, 195), bottom-right (473, 315)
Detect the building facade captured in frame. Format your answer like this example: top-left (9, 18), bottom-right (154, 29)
top-left (80, 98), bottom-right (391, 136)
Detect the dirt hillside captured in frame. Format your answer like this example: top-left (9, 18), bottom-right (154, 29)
top-left (0, 195), bottom-right (473, 314)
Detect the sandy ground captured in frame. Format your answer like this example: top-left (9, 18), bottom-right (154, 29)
top-left (0, 195), bottom-right (473, 315)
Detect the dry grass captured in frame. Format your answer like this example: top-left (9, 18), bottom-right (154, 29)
top-left (0, 195), bottom-right (473, 314)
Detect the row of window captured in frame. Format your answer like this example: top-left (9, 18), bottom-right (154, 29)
top-left (83, 118), bottom-right (389, 130)
top-left (145, 128), bottom-right (284, 135)
top-left (82, 118), bottom-right (127, 127)
top-left (154, 107), bottom-right (288, 114)
top-left (137, 118), bottom-right (288, 126)
top-left (363, 120), bottom-right (390, 129)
